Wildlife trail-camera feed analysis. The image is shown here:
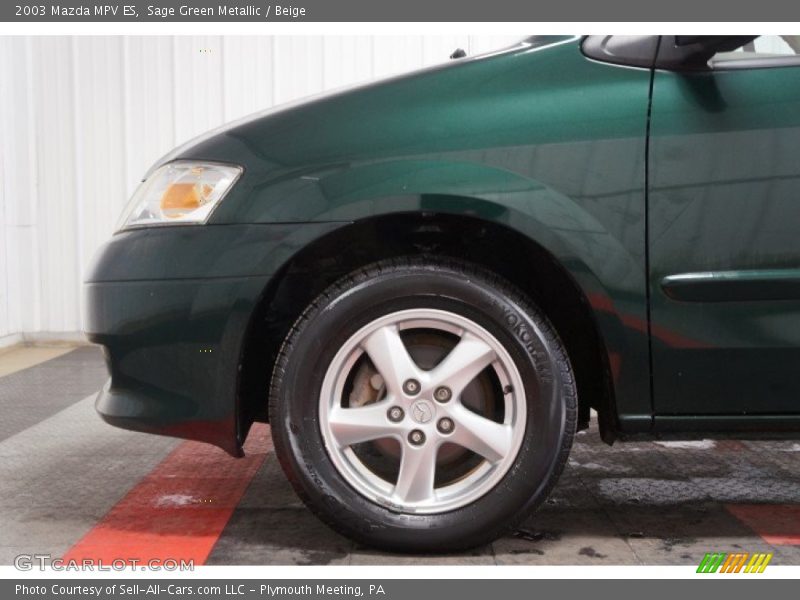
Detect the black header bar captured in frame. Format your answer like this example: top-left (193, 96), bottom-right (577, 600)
top-left (1, 0), bottom-right (799, 22)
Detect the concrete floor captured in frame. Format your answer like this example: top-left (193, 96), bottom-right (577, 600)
top-left (1, 346), bottom-right (799, 566)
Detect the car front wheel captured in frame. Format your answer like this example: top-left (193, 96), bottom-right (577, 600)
top-left (269, 257), bottom-right (576, 552)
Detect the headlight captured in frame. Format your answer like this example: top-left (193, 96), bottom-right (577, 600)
top-left (116, 161), bottom-right (243, 231)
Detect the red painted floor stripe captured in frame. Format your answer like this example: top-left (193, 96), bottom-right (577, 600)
top-left (726, 504), bottom-right (800, 545)
top-left (63, 424), bottom-right (271, 566)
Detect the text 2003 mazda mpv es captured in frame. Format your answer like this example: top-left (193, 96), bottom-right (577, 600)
top-left (84, 35), bottom-right (800, 551)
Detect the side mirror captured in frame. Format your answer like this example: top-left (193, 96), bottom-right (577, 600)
top-left (656, 36), bottom-right (757, 70)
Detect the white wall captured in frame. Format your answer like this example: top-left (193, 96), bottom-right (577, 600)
top-left (0, 35), bottom-right (522, 341)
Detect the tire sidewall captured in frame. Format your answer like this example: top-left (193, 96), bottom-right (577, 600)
top-left (272, 263), bottom-right (572, 550)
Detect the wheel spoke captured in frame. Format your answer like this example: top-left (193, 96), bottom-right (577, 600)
top-left (429, 332), bottom-right (496, 398)
top-left (361, 325), bottom-right (421, 396)
top-left (393, 443), bottom-right (438, 504)
top-left (448, 403), bottom-right (513, 463)
top-left (328, 402), bottom-right (399, 447)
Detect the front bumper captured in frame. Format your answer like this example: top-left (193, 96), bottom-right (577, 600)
top-left (83, 222), bottom-right (342, 456)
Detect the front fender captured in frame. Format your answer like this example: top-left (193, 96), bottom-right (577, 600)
top-left (229, 156), bottom-right (649, 421)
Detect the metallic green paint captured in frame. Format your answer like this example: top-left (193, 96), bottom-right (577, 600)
top-left (649, 62), bottom-right (800, 416)
top-left (89, 35), bottom-right (800, 454)
top-left (178, 37), bottom-right (653, 414)
top-left (84, 222), bottom-right (344, 453)
top-left (88, 37), bottom-right (656, 452)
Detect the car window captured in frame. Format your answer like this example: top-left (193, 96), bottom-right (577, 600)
top-left (711, 35), bottom-right (800, 68)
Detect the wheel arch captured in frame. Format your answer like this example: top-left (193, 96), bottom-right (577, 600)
top-left (237, 210), bottom-right (623, 446)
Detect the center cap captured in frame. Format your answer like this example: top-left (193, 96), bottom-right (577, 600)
top-left (410, 399), bottom-right (436, 424)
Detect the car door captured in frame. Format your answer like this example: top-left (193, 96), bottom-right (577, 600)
top-left (649, 36), bottom-right (800, 418)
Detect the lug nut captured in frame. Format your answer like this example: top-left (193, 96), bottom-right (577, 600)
top-left (437, 417), bottom-right (455, 434)
top-left (387, 406), bottom-right (404, 422)
top-left (408, 429), bottom-right (426, 446)
top-left (434, 386), bottom-right (452, 403)
top-left (403, 379), bottom-right (421, 395)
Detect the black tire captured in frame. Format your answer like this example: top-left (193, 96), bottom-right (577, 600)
top-left (269, 256), bottom-right (577, 552)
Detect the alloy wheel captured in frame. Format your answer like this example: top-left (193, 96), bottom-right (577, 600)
top-left (319, 308), bottom-right (527, 514)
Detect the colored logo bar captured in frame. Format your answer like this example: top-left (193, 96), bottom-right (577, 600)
top-left (697, 552), bottom-right (773, 573)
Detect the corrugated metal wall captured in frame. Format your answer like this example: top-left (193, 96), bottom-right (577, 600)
top-left (0, 35), bottom-right (521, 340)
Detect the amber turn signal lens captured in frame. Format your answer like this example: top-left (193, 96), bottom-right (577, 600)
top-left (160, 182), bottom-right (212, 218)
top-left (117, 162), bottom-right (242, 230)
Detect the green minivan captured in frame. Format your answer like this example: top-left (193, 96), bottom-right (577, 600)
top-left (84, 35), bottom-right (800, 551)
